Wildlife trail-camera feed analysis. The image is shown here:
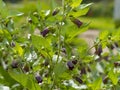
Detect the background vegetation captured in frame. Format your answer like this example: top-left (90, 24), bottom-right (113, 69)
top-left (1, 0), bottom-right (120, 90)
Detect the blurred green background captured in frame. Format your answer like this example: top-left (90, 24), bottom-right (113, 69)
top-left (4, 0), bottom-right (115, 31)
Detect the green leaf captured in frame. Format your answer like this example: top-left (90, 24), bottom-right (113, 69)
top-left (50, 0), bottom-right (57, 10)
top-left (69, 8), bottom-right (89, 17)
top-left (53, 62), bottom-right (67, 77)
top-left (0, 30), bottom-right (3, 35)
top-left (9, 10), bottom-right (24, 17)
top-left (108, 70), bottom-right (118, 85)
top-left (0, 66), bottom-right (16, 86)
top-left (66, 26), bottom-right (88, 43)
top-left (69, 3), bottom-right (92, 17)
top-left (0, 0), bottom-right (9, 17)
top-left (3, 30), bottom-right (12, 41)
top-left (70, 0), bottom-right (82, 8)
top-left (8, 70), bottom-right (41, 90)
top-left (14, 43), bottom-right (24, 56)
top-left (99, 30), bottom-right (109, 40)
top-left (90, 77), bottom-right (102, 90)
top-left (32, 35), bottom-right (51, 50)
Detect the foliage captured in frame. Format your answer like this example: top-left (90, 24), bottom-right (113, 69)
top-left (80, 17), bottom-right (115, 30)
top-left (0, 0), bottom-right (120, 90)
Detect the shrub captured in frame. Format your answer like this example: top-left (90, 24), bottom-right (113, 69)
top-left (0, 0), bottom-right (120, 90)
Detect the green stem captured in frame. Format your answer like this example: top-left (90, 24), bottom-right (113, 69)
top-left (56, 0), bottom-right (65, 64)
top-left (51, 0), bottom-right (65, 89)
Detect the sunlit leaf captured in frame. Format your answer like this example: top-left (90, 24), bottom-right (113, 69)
top-left (0, 0), bottom-right (9, 17)
top-left (32, 35), bottom-right (51, 50)
top-left (69, 3), bottom-right (93, 17)
top-left (14, 43), bottom-right (24, 56)
top-left (108, 70), bottom-right (118, 85)
top-left (53, 62), bottom-right (67, 77)
top-left (8, 70), bottom-right (41, 90)
top-left (70, 0), bottom-right (82, 8)
top-left (90, 77), bottom-right (102, 90)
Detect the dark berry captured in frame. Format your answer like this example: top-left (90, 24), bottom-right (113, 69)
top-left (103, 55), bottom-right (109, 61)
top-left (75, 77), bottom-right (83, 84)
top-left (114, 62), bottom-right (120, 67)
top-left (67, 61), bottom-right (74, 70)
top-left (10, 41), bottom-right (16, 47)
top-left (61, 48), bottom-right (66, 54)
top-left (11, 60), bottom-right (18, 68)
top-left (72, 60), bottom-right (77, 65)
top-left (95, 44), bottom-right (102, 56)
top-left (80, 67), bottom-right (86, 75)
top-left (41, 28), bottom-right (49, 37)
top-left (44, 60), bottom-right (49, 66)
top-left (35, 74), bottom-right (42, 83)
top-left (114, 42), bottom-right (119, 48)
top-left (87, 67), bottom-right (91, 72)
top-left (52, 9), bottom-right (59, 16)
top-left (107, 44), bottom-right (114, 50)
top-left (28, 18), bottom-right (32, 23)
top-left (70, 17), bottom-right (83, 28)
top-left (103, 76), bottom-right (108, 84)
top-left (23, 64), bottom-right (29, 72)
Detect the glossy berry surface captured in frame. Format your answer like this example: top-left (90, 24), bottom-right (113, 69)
top-left (11, 60), bottom-right (18, 68)
top-left (72, 60), bottom-right (77, 65)
top-left (52, 9), bottom-right (59, 16)
top-left (75, 77), bottom-right (83, 84)
top-left (67, 61), bottom-right (74, 70)
top-left (10, 41), bottom-right (15, 47)
top-left (41, 28), bottom-right (49, 37)
top-left (35, 75), bottom-right (43, 83)
top-left (71, 18), bottom-right (83, 28)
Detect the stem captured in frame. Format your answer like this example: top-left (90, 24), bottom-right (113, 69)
top-left (51, 0), bottom-right (65, 89)
top-left (56, 0), bottom-right (65, 64)
top-left (56, 25), bottom-right (61, 63)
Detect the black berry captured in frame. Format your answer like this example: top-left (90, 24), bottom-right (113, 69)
top-left (80, 67), bottom-right (86, 75)
top-left (35, 74), bottom-right (42, 83)
top-left (70, 17), bottom-right (83, 28)
top-left (28, 18), bottom-right (32, 23)
top-left (75, 77), bottom-right (83, 84)
top-left (41, 28), bottom-right (49, 37)
top-left (61, 48), bottom-right (66, 54)
top-left (114, 62), bottom-right (120, 67)
top-left (103, 76), bottom-right (108, 84)
top-left (114, 42), bottom-right (119, 48)
top-left (52, 9), bottom-right (59, 16)
top-left (44, 60), bottom-right (49, 66)
top-left (95, 44), bottom-right (102, 56)
top-left (11, 60), bottom-right (18, 68)
top-left (10, 41), bottom-right (16, 47)
top-left (23, 64), bottom-right (29, 72)
top-left (107, 44), bottom-right (114, 50)
top-left (72, 60), bottom-right (77, 65)
top-left (67, 61), bottom-right (74, 70)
